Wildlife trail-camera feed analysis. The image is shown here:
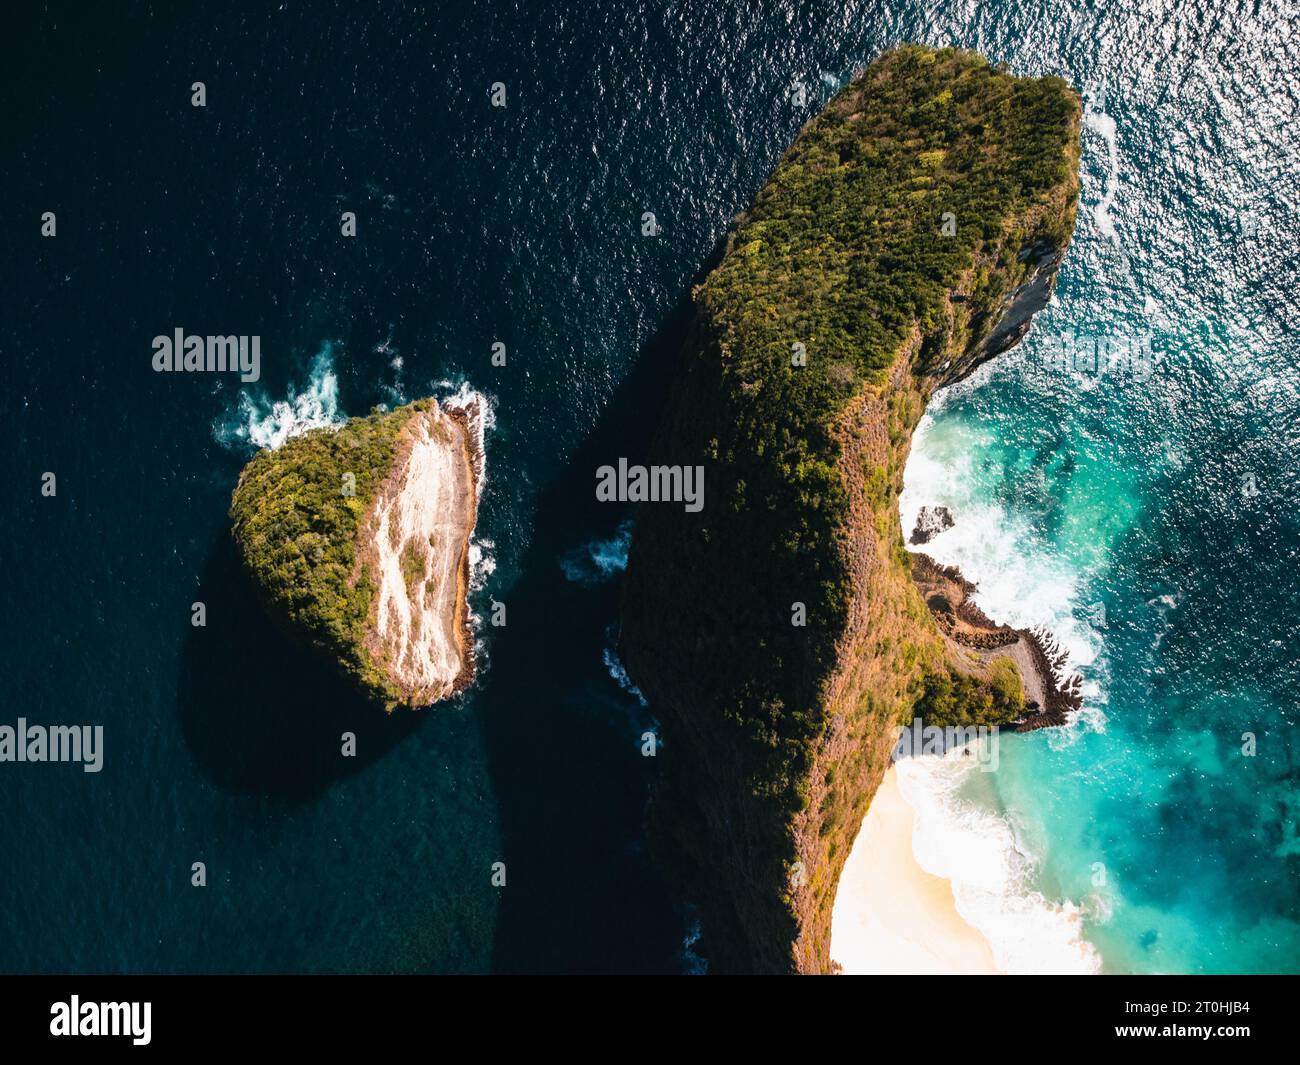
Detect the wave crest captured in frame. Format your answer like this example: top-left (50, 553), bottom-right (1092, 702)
top-left (896, 754), bottom-right (1102, 974)
top-left (214, 344), bottom-right (343, 451)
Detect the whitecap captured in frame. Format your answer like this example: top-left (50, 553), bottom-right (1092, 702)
top-left (894, 405), bottom-right (1113, 970)
top-left (1084, 95), bottom-right (1121, 246)
top-left (468, 539), bottom-right (497, 593)
top-left (899, 411), bottom-right (1103, 717)
top-left (895, 753), bottom-right (1103, 974)
top-left (214, 344), bottom-right (344, 451)
top-left (602, 645), bottom-right (648, 707)
top-left (432, 378), bottom-right (495, 490)
top-left (681, 916), bottom-right (708, 975)
top-left (561, 521), bottom-right (633, 586)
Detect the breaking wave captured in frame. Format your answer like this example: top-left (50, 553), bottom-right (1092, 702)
top-left (214, 343), bottom-right (344, 451)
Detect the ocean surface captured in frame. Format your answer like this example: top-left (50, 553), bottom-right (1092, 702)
top-left (3, 1), bottom-right (1297, 974)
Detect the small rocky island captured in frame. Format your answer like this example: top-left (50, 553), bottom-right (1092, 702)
top-left (620, 45), bottom-right (1082, 973)
top-left (229, 395), bottom-right (483, 709)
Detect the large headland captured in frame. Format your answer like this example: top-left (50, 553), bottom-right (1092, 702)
top-left (620, 44), bottom-right (1083, 973)
top-left (230, 393), bottom-right (485, 710)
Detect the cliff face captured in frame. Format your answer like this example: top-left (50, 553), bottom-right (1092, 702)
top-left (620, 45), bottom-right (1081, 973)
top-left (229, 396), bottom-right (482, 710)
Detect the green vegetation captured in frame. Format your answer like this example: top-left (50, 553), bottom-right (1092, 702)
top-left (691, 46), bottom-right (1079, 684)
top-left (621, 45), bottom-right (1080, 973)
top-left (916, 655), bottom-right (1025, 728)
top-left (706, 47), bottom-right (1075, 382)
top-left (987, 654), bottom-right (1026, 715)
top-left (229, 399), bottom-right (433, 703)
top-left (401, 539), bottom-right (427, 597)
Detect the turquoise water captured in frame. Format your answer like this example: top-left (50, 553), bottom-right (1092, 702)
top-left (5, 0), bottom-right (1296, 973)
top-left (900, 34), bottom-right (1300, 970)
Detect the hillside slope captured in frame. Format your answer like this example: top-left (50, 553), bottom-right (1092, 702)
top-left (620, 44), bottom-right (1082, 973)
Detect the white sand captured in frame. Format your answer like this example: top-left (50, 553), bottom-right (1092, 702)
top-left (368, 405), bottom-right (477, 704)
top-left (830, 765), bottom-right (1003, 974)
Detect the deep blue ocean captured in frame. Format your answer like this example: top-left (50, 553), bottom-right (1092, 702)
top-left (3, 1), bottom-right (1297, 974)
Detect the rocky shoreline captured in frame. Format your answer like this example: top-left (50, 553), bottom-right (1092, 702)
top-left (619, 45), bottom-right (1083, 972)
top-left (230, 394), bottom-right (485, 711)
top-left (356, 398), bottom-right (483, 707)
top-left (910, 551), bottom-right (1082, 730)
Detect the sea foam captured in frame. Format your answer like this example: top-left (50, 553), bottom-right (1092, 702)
top-left (895, 752), bottom-right (1102, 974)
top-left (602, 644), bottom-right (648, 707)
top-left (214, 344), bottom-right (344, 451)
top-left (561, 521), bottom-right (633, 586)
top-left (899, 409), bottom-right (1106, 729)
top-left (891, 406), bottom-right (1108, 973)
top-left (1083, 92), bottom-right (1121, 246)
top-left (433, 379), bottom-right (497, 604)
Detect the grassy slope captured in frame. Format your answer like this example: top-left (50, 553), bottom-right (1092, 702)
top-left (620, 45), bottom-right (1081, 973)
top-left (229, 399), bottom-right (435, 706)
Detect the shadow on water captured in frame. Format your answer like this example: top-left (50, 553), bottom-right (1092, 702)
top-left (480, 283), bottom-right (708, 974)
top-left (177, 532), bottom-right (424, 801)
top-left (174, 260), bottom-right (713, 965)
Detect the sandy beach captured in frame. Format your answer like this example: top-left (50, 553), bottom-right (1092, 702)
top-left (830, 765), bottom-right (1003, 974)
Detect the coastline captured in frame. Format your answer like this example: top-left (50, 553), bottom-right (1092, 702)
top-left (618, 45), bottom-right (1082, 970)
top-left (442, 397), bottom-right (486, 701)
top-left (877, 421), bottom-right (1107, 977)
top-left (910, 551), bottom-right (1083, 730)
top-left (357, 398), bottom-right (484, 707)
top-left (830, 764), bottom-right (1003, 975)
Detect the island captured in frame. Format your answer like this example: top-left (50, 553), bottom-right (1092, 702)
top-left (620, 44), bottom-right (1082, 973)
top-left (229, 395), bottom-right (483, 709)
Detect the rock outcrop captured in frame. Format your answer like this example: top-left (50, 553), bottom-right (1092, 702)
top-left (620, 45), bottom-right (1082, 973)
top-left (909, 504), bottom-right (955, 544)
top-left (229, 395), bottom-right (483, 709)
